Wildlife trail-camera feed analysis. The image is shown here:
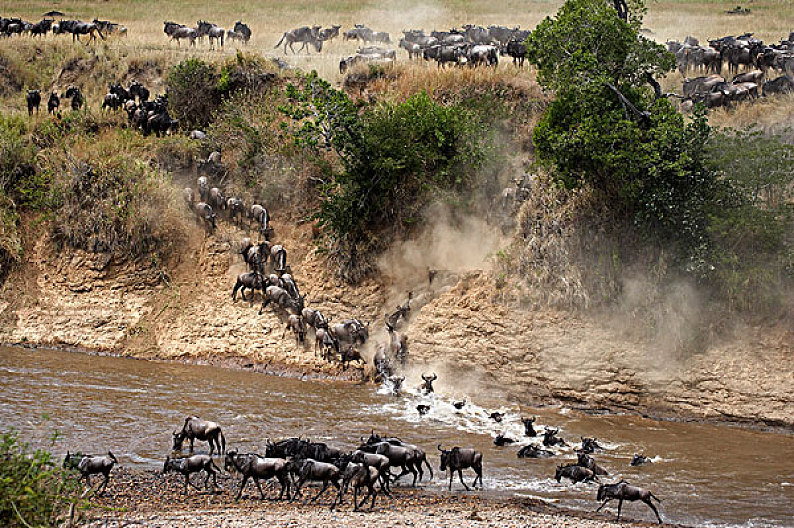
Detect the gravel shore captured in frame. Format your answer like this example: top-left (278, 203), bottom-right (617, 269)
top-left (82, 467), bottom-right (681, 528)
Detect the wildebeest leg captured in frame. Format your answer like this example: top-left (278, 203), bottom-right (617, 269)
top-left (253, 477), bottom-right (266, 500)
top-left (183, 474), bottom-right (190, 494)
top-left (458, 469), bottom-right (470, 491)
top-left (368, 483), bottom-right (378, 509)
top-left (236, 475), bottom-right (249, 500)
top-left (644, 498), bottom-right (663, 524)
top-left (616, 499), bottom-right (623, 521)
top-left (310, 481), bottom-right (330, 503)
top-left (596, 498), bottom-right (614, 512)
top-left (189, 437), bottom-right (195, 453)
top-left (98, 472), bottom-right (111, 495)
top-left (448, 471), bottom-right (454, 490)
top-left (277, 475), bottom-right (290, 500)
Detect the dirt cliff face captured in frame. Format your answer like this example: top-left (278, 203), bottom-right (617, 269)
top-left (1, 215), bottom-right (792, 429)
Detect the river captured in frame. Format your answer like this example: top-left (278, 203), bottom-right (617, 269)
top-left (0, 346), bottom-right (792, 527)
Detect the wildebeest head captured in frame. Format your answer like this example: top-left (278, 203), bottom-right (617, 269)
top-left (438, 444), bottom-right (451, 471)
top-left (522, 416), bottom-right (537, 436)
top-left (172, 430), bottom-right (186, 450)
top-left (554, 464), bottom-right (564, 482)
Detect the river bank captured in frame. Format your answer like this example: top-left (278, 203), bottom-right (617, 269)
top-left (1, 214), bottom-right (792, 431)
top-left (83, 467), bottom-right (680, 528)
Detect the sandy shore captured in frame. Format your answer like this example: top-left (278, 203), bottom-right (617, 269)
top-left (81, 467), bottom-right (681, 528)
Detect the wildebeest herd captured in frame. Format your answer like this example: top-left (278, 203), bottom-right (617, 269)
top-left (63, 410), bottom-right (665, 522)
top-left (163, 19), bottom-right (251, 48)
top-left (1, 14), bottom-right (126, 40)
top-left (668, 32), bottom-right (794, 108)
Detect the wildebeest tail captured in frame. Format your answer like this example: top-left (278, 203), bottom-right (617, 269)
top-left (275, 32), bottom-right (286, 48)
top-left (108, 451), bottom-right (118, 463)
top-left (650, 492), bottom-right (662, 502)
top-left (422, 455), bottom-right (433, 479)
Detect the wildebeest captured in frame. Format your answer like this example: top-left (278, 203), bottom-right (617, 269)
top-left (453, 399), bottom-right (466, 410)
top-left (506, 39), bottom-right (527, 66)
top-left (250, 204), bottom-right (271, 237)
top-left (63, 451), bottom-right (118, 494)
top-left (164, 21), bottom-right (197, 46)
top-left (517, 444), bottom-right (554, 458)
top-left (417, 404), bottom-right (430, 415)
top-left (577, 453), bottom-right (609, 475)
top-left (65, 86), bottom-right (83, 111)
top-left (329, 319), bottom-right (369, 349)
top-left (385, 321), bottom-right (407, 365)
top-left (438, 445), bottom-right (483, 491)
top-left (208, 187), bottom-right (226, 211)
top-left (172, 416), bottom-right (226, 456)
top-left (224, 450), bottom-right (292, 501)
top-left (488, 411), bottom-right (505, 423)
top-left (232, 21), bottom-right (251, 43)
top-left (270, 244), bottom-right (287, 273)
top-left (332, 460), bottom-right (380, 511)
top-left (147, 111), bottom-right (179, 137)
top-left (197, 21), bottom-right (225, 49)
top-left (319, 25), bottom-right (341, 41)
top-left (302, 307), bottom-right (328, 331)
top-left (232, 271), bottom-right (265, 304)
top-left (102, 92), bottom-right (122, 111)
top-left (420, 373), bottom-right (437, 393)
top-left (763, 74), bottom-right (794, 96)
top-left (349, 450), bottom-right (392, 494)
top-left (543, 428), bottom-right (567, 447)
top-left (521, 416), bottom-right (538, 437)
top-left (260, 285), bottom-right (304, 315)
top-left (226, 197), bottom-right (244, 225)
top-left (315, 327), bottom-right (338, 359)
top-left (362, 432), bottom-right (433, 483)
top-left (596, 480), bottom-right (663, 523)
top-left (283, 314), bottom-right (306, 344)
top-left (494, 433), bottom-right (516, 446)
top-left (631, 453), bottom-right (652, 466)
top-left (579, 436), bottom-right (604, 454)
top-left (127, 81), bottom-right (148, 102)
top-left (359, 441), bottom-right (418, 486)
top-left (26, 90), bottom-right (41, 115)
top-left (47, 91), bottom-right (60, 114)
top-left (555, 463), bottom-right (598, 484)
top-left (197, 176), bottom-right (210, 202)
top-left (193, 202), bottom-right (216, 232)
top-left (163, 454), bottom-right (220, 494)
top-left (275, 26), bottom-right (323, 54)
top-left (291, 458), bottom-right (341, 503)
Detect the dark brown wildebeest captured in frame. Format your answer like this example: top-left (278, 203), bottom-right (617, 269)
top-left (172, 416), bottom-right (226, 456)
top-left (26, 90), bottom-right (41, 115)
top-left (579, 436), bottom-right (604, 454)
top-left (319, 25), bottom-right (341, 41)
top-left (555, 463), bottom-right (598, 484)
top-left (438, 445), bottom-right (483, 491)
top-left (232, 271), bottom-right (265, 304)
top-left (283, 313), bottom-right (306, 344)
top-left (332, 460), bottom-right (380, 511)
top-left (517, 444), bottom-right (554, 458)
top-left (631, 453), bottom-right (652, 466)
top-left (420, 373), bottom-right (437, 393)
top-left (521, 416), bottom-right (538, 437)
top-left (596, 480), bottom-right (663, 523)
top-left (65, 86), bottom-right (83, 111)
top-left (494, 434), bottom-right (516, 446)
top-left (577, 453), bottom-right (609, 475)
top-left (47, 91), bottom-right (60, 114)
top-left (63, 451), bottom-right (118, 495)
top-left (358, 441), bottom-right (418, 486)
top-left (163, 454), bottom-right (221, 494)
top-left (543, 427), bottom-right (567, 447)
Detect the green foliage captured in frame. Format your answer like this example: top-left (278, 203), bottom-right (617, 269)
top-left (527, 0), bottom-right (716, 254)
top-left (280, 72), bottom-right (490, 278)
top-left (699, 129), bottom-right (794, 312)
top-left (0, 430), bottom-right (81, 528)
top-left (166, 58), bottom-right (220, 130)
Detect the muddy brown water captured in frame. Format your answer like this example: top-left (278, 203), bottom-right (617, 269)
top-left (1, 346), bottom-right (792, 527)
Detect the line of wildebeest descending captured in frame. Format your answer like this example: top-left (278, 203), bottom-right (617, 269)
top-left (63, 412), bottom-right (664, 522)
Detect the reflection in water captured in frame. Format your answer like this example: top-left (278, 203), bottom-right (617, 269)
top-left (1, 346), bottom-right (792, 527)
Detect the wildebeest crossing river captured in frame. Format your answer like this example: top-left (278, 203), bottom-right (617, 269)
top-left (1, 346), bottom-right (792, 527)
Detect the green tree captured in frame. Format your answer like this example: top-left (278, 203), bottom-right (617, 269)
top-left (526, 0), bottom-right (716, 252)
top-left (281, 72), bottom-right (489, 280)
top-left (166, 58), bottom-right (221, 130)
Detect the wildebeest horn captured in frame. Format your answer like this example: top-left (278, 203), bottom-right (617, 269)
top-left (437, 444), bottom-right (443, 451)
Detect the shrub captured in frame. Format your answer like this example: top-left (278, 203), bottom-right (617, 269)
top-left (50, 155), bottom-right (186, 264)
top-left (166, 58), bottom-right (220, 130)
top-left (0, 430), bottom-right (81, 528)
top-left (281, 72), bottom-right (492, 281)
